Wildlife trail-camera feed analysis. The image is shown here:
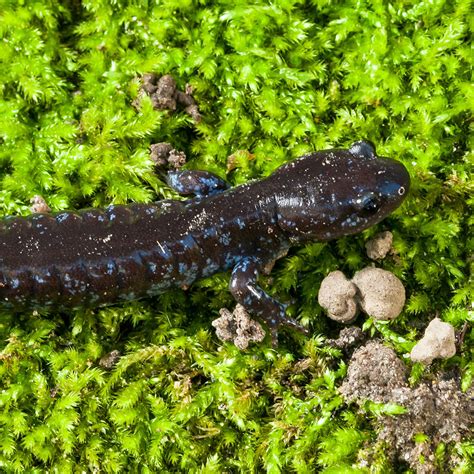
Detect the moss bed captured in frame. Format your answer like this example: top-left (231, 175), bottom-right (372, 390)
top-left (0, 0), bottom-right (472, 472)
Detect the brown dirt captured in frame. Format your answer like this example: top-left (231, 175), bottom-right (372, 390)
top-left (340, 341), bottom-right (473, 473)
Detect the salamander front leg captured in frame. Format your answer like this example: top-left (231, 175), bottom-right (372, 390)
top-left (166, 170), bottom-right (230, 197)
top-left (229, 258), bottom-right (308, 346)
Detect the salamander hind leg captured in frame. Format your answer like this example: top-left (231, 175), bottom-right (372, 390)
top-left (229, 258), bottom-right (308, 346)
top-left (166, 170), bottom-right (229, 197)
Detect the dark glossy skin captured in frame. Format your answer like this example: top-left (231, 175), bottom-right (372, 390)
top-left (0, 141), bottom-right (410, 343)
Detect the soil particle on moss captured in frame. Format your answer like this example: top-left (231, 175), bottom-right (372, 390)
top-left (341, 341), bottom-right (473, 473)
top-left (365, 231), bottom-right (393, 260)
top-left (152, 74), bottom-right (179, 110)
top-left (318, 267), bottom-right (406, 323)
top-left (212, 304), bottom-right (266, 350)
top-left (340, 341), bottom-right (408, 403)
top-left (136, 73), bottom-right (202, 122)
top-left (410, 317), bottom-right (456, 365)
top-left (141, 72), bottom-right (160, 94)
top-left (150, 142), bottom-right (187, 169)
top-left (177, 84), bottom-right (202, 122)
top-left (326, 326), bottom-right (367, 357)
top-left (149, 142), bottom-right (173, 167)
top-left (167, 148), bottom-right (187, 169)
top-left (352, 267), bottom-right (405, 320)
top-left (30, 195), bottom-right (51, 213)
top-left (318, 270), bottom-right (358, 323)
top-left (99, 350), bottom-right (121, 369)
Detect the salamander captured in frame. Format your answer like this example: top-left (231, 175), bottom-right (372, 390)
top-left (0, 141), bottom-right (410, 343)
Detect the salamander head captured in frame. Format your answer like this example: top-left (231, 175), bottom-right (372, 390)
top-left (272, 141), bottom-right (410, 242)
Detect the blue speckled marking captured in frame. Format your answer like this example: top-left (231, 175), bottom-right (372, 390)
top-left (56, 213), bottom-right (69, 223)
top-left (106, 262), bottom-right (115, 275)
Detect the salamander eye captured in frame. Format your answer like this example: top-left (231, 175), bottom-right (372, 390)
top-left (354, 192), bottom-right (380, 214)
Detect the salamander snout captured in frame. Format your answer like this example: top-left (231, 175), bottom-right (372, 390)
top-left (374, 157), bottom-right (410, 214)
top-left (331, 155), bottom-right (411, 239)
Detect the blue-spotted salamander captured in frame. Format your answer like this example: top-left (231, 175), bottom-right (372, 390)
top-left (0, 141), bottom-right (409, 343)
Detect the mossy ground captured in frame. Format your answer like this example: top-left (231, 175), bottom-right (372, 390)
top-left (0, 0), bottom-right (472, 472)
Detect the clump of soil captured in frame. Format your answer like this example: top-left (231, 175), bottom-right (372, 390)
top-left (340, 341), bottom-right (473, 473)
top-left (135, 73), bottom-right (202, 122)
top-left (318, 267), bottom-right (406, 322)
top-left (365, 231), bottom-right (393, 260)
top-left (149, 142), bottom-right (187, 169)
top-left (352, 267), bottom-right (406, 321)
top-left (99, 350), bottom-right (121, 370)
top-left (212, 304), bottom-right (266, 350)
top-left (30, 195), bottom-right (51, 213)
top-left (340, 341), bottom-right (408, 402)
top-left (410, 317), bottom-right (456, 364)
top-left (318, 271), bottom-right (358, 323)
top-left (326, 326), bottom-right (367, 357)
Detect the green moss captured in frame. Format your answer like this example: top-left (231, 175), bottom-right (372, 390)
top-left (0, 0), bottom-right (472, 471)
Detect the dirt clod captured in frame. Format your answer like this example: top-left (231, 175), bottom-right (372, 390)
top-left (318, 267), bottom-right (405, 323)
top-left (340, 341), bottom-right (473, 473)
top-left (327, 326), bottom-right (367, 356)
top-left (340, 341), bottom-right (408, 403)
top-left (150, 142), bottom-right (187, 169)
top-left (410, 317), bottom-right (456, 365)
top-left (352, 267), bottom-right (405, 320)
top-left (150, 142), bottom-right (173, 167)
top-left (365, 231), bottom-right (393, 260)
top-left (99, 350), bottom-right (121, 369)
top-left (167, 149), bottom-right (187, 169)
top-left (152, 74), bottom-right (178, 110)
top-left (30, 195), bottom-right (51, 213)
top-left (212, 304), bottom-right (265, 350)
top-left (318, 270), bottom-right (358, 323)
top-left (142, 73), bottom-right (160, 94)
top-left (136, 73), bottom-right (202, 122)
